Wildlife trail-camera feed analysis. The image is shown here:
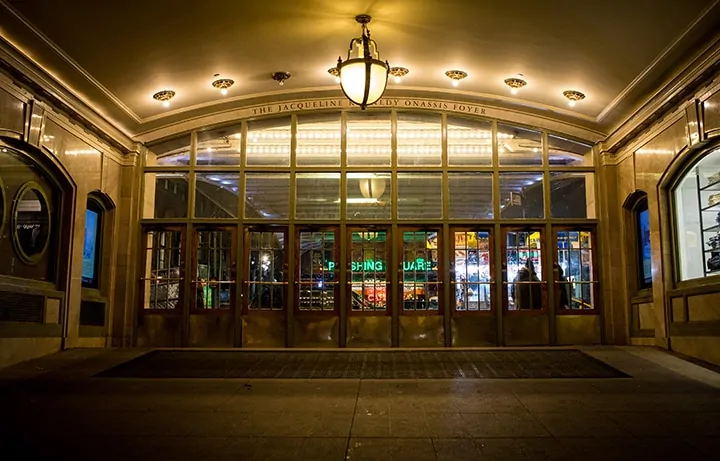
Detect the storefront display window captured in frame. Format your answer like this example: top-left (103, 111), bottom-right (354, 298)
top-left (673, 146), bottom-right (720, 281)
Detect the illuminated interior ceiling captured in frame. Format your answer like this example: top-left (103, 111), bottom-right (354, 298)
top-left (2, 0), bottom-right (718, 139)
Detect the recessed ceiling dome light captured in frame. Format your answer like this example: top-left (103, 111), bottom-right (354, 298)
top-left (328, 67), bottom-right (340, 83)
top-left (563, 90), bottom-right (585, 107)
top-left (504, 77), bottom-right (527, 95)
top-left (445, 70), bottom-right (467, 87)
top-left (212, 78), bottom-right (234, 96)
top-left (272, 71), bottom-right (291, 86)
top-left (153, 90), bottom-right (175, 107)
top-left (389, 67), bottom-right (409, 84)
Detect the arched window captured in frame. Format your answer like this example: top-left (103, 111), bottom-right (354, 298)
top-left (672, 146), bottom-right (720, 281)
top-left (623, 191), bottom-right (652, 293)
top-left (0, 144), bottom-right (59, 282)
top-left (634, 196), bottom-right (652, 290)
top-left (82, 192), bottom-right (114, 290)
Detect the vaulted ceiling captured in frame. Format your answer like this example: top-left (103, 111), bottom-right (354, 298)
top-left (1, 0), bottom-right (719, 141)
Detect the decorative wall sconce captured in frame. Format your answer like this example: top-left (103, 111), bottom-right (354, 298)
top-left (445, 70), bottom-right (467, 87)
top-left (153, 90), bottom-right (176, 107)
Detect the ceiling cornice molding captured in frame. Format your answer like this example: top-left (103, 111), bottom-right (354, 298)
top-left (596, 0), bottom-right (720, 122)
top-left (0, 38), bottom-right (136, 153)
top-left (133, 95), bottom-right (606, 145)
top-left (0, 0), bottom-right (141, 122)
top-left (600, 34), bottom-right (720, 155)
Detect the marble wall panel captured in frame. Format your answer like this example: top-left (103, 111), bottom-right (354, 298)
top-left (632, 117), bottom-right (689, 346)
top-left (687, 292), bottom-right (720, 322)
top-left (703, 90), bottom-right (720, 137)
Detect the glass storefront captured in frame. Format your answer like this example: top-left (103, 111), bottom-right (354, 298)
top-left (140, 109), bottom-right (598, 346)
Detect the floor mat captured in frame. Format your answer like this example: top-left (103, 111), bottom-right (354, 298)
top-left (96, 350), bottom-right (627, 379)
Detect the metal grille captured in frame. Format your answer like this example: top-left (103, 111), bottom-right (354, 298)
top-left (0, 291), bottom-right (44, 323)
top-left (97, 350), bottom-right (627, 379)
top-left (79, 300), bottom-right (105, 326)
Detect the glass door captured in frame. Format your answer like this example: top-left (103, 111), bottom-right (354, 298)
top-left (451, 229), bottom-right (493, 312)
top-left (348, 229), bottom-right (389, 313)
top-left (503, 228), bottom-right (546, 311)
top-left (140, 228), bottom-right (185, 311)
top-left (296, 228), bottom-right (338, 312)
top-left (191, 228), bottom-right (236, 310)
top-left (244, 229), bottom-right (288, 311)
top-left (554, 228), bottom-right (597, 311)
top-left (400, 230), bottom-right (442, 312)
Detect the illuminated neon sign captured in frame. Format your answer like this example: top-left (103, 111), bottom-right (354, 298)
top-left (327, 257), bottom-right (435, 272)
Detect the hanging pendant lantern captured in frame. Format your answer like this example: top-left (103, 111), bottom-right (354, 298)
top-left (337, 15), bottom-right (390, 110)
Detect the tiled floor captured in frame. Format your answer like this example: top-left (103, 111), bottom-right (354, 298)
top-left (1, 347), bottom-right (719, 460)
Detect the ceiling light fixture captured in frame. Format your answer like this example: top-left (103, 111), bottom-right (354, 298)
top-left (337, 14), bottom-right (390, 110)
top-left (445, 70), bottom-right (467, 87)
top-left (389, 67), bottom-right (409, 84)
top-left (504, 77), bottom-right (527, 95)
top-left (212, 78), bottom-right (234, 96)
top-left (272, 71), bottom-right (291, 86)
top-left (327, 67), bottom-right (341, 83)
top-left (563, 90), bottom-right (585, 107)
top-left (153, 90), bottom-right (176, 107)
